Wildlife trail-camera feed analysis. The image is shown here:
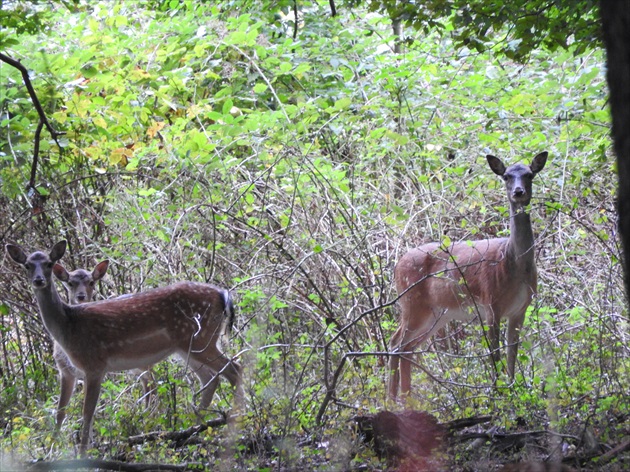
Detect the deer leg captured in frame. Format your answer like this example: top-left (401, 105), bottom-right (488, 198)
top-left (399, 350), bottom-right (413, 397)
top-left (53, 345), bottom-right (77, 430)
top-left (133, 367), bottom-right (156, 406)
top-left (189, 360), bottom-right (220, 410)
top-left (56, 366), bottom-right (77, 430)
top-left (393, 325), bottom-right (428, 400)
top-left (388, 327), bottom-right (405, 401)
top-left (217, 358), bottom-right (242, 400)
top-left (79, 373), bottom-right (104, 456)
top-left (483, 317), bottom-right (502, 384)
top-left (398, 334), bottom-right (417, 399)
top-left (506, 314), bottom-right (524, 380)
top-left (191, 350), bottom-right (243, 404)
top-left (388, 354), bottom-right (400, 401)
top-left (486, 311), bottom-right (501, 361)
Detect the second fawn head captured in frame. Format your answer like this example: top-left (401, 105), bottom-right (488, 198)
top-left (53, 260), bottom-right (109, 304)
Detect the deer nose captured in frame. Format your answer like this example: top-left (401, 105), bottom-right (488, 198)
top-left (33, 277), bottom-right (46, 288)
top-left (76, 293), bottom-right (87, 302)
top-left (513, 187), bottom-right (526, 198)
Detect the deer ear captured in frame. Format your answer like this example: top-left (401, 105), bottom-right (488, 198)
top-left (5, 244), bottom-right (27, 265)
top-left (486, 155), bottom-right (506, 176)
top-left (50, 241), bottom-right (67, 262)
top-left (53, 263), bottom-right (69, 282)
top-left (530, 151), bottom-right (548, 174)
top-left (92, 260), bottom-right (109, 281)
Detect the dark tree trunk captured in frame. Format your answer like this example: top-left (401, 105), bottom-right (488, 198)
top-left (392, 17), bottom-right (402, 53)
top-left (600, 0), bottom-right (630, 304)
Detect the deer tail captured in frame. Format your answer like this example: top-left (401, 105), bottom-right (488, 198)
top-left (221, 289), bottom-right (235, 334)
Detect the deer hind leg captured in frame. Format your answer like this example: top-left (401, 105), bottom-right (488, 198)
top-left (388, 354), bottom-right (400, 401)
top-left (399, 349), bottom-right (414, 397)
top-left (487, 318), bottom-right (502, 380)
top-left (388, 323), bottom-right (424, 401)
top-left (506, 314), bottom-right (525, 380)
top-left (388, 324), bottom-right (407, 400)
top-left (390, 311), bottom-right (446, 401)
top-left (189, 347), bottom-right (242, 404)
top-left (188, 359), bottom-right (220, 410)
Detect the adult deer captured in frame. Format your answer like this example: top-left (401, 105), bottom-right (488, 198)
top-left (6, 240), bottom-right (242, 454)
top-left (388, 152), bottom-right (547, 400)
top-left (52, 260), bottom-right (157, 428)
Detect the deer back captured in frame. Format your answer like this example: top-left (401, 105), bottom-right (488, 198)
top-left (395, 237), bottom-right (536, 325)
top-left (59, 282), bottom-right (230, 373)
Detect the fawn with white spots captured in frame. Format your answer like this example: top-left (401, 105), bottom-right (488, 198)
top-left (6, 240), bottom-right (242, 455)
top-left (52, 259), bottom-right (157, 428)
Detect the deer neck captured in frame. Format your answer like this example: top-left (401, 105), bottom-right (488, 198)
top-left (33, 281), bottom-right (72, 343)
top-left (507, 204), bottom-right (536, 271)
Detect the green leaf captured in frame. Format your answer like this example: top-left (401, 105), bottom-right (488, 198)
top-left (333, 97), bottom-right (352, 110)
top-left (222, 99), bottom-right (234, 116)
top-left (253, 83), bottom-right (268, 93)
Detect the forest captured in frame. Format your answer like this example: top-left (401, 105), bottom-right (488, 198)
top-left (0, 0), bottom-right (628, 470)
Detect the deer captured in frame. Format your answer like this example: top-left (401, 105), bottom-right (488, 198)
top-left (51, 259), bottom-right (157, 429)
top-left (6, 240), bottom-right (242, 455)
top-left (388, 152), bottom-right (547, 401)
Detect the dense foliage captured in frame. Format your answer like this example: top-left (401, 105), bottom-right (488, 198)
top-left (0, 1), bottom-right (627, 470)
top-left (357, 0), bottom-right (601, 61)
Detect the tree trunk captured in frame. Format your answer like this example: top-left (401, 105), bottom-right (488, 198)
top-left (600, 0), bottom-right (630, 304)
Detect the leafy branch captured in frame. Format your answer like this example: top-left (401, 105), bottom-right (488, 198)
top-left (0, 52), bottom-right (65, 192)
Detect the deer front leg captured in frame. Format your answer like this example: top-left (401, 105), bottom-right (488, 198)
top-left (79, 373), bottom-right (104, 456)
top-left (56, 367), bottom-right (77, 430)
top-left (134, 368), bottom-right (156, 406)
top-left (53, 344), bottom-right (77, 430)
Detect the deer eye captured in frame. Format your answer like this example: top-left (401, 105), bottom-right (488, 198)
top-left (89, 281), bottom-right (95, 287)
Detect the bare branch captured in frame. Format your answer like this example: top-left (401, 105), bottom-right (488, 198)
top-left (127, 415), bottom-right (228, 446)
top-left (24, 459), bottom-right (196, 472)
